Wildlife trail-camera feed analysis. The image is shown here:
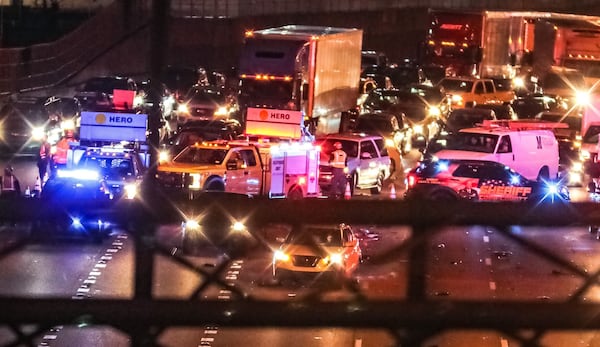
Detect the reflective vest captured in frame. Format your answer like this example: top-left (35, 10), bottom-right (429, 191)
top-left (53, 139), bottom-right (70, 164)
top-left (39, 142), bottom-right (49, 160)
top-left (330, 150), bottom-right (347, 169)
top-left (2, 175), bottom-right (15, 192)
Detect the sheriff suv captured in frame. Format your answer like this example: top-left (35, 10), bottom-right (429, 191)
top-left (317, 133), bottom-right (391, 195)
top-left (404, 159), bottom-right (569, 202)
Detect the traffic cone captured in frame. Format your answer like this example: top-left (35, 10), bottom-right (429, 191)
top-left (389, 183), bottom-right (397, 199)
top-left (33, 176), bottom-right (42, 196)
top-left (344, 181), bottom-right (352, 200)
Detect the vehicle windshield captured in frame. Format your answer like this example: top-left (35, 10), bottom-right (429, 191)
top-left (239, 79), bottom-right (293, 103)
top-left (355, 117), bottom-right (398, 133)
top-left (186, 89), bottom-right (225, 104)
top-left (285, 227), bottom-right (343, 247)
top-left (446, 132), bottom-right (499, 153)
top-left (447, 110), bottom-right (493, 131)
top-left (173, 147), bottom-right (228, 164)
top-left (438, 79), bottom-right (474, 92)
top-left (583, 125), bottom-right (600, 144)
top-left (82, 78), bottom-right (130, 94)
top-left (542, 72), bottom-right (586, 91)
top-left (318, 139), bottom-right (359, 160)
top-left (77, 156), bottom-right (136, 179)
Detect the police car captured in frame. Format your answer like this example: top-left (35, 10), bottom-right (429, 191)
top-left (404, 159), bottom-right (569, 202)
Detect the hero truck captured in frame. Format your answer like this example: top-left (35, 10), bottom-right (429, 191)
top-left (237, 25), bottom-right (363, 136)
top-left (156, 112), bottom-right (320, 199)
top-left (423, 10), bottom-right (600, 84)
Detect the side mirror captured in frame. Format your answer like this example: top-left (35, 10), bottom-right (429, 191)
top-left (360, 152), bottom-right (372, 159)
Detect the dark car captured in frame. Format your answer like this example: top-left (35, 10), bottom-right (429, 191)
top-left (424, 108), bottom-right (497, 157)
top-left (353, 112), bottom-right (412, 154)
top-left (360, 88), bottom-right (447, 147)
top-left (535, 111), bottom-right (583, 186)
top-left (512, 93), bottom-right (562, 119)
top-left (0, 101), bottom-right (49, 156)
top-left (385, 64), bottom-right (428, 89)
top-left (176, 86), bottom-right (240, 125)
top-left (473, 103), bottom-right (517, 120)
top-left (74, 76), bottom-right (138, 111)
top-left (160, 118), bottom-right (243, 161)
top-left (405, 159), bottom-right (569, 202)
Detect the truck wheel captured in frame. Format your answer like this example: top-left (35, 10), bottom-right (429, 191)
top-left (537, 167), bottom-right (550, 181)
top-left (204, 179), bottom-right (225, 192)
top-left (287, 187), bottom-right (303, 200)
top-left (370, 173), bottom-right (384, 195)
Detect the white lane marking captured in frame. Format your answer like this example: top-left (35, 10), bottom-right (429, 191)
top-left (489, 282), bottom-right (496, 290)
top-left (94, 263), bottom-right (107, 268)
top-left (42, 335), bottom-right (57, 340)
top-left (106, 249), bottom-right (119, 253)
top-left (355, 338), bottom-right (362, 347)
top-left (225, 275), bottom-right (237, 280)
top-left (217, 295), bottom-right (230, 300)
top-left (83, 279), bottom-right (96, 284)
top-left (204, 329), bottom-right (218, 334)
top-left (501, 338), bottom-right (509, 347)
top-left (485, 258), bottom-right (492, 266)
top-left (200, 337), bottom-right (215, 342)
top-left (231, 264), bottom-right (242, 269)
top-left (89, 271), bottom-right (101, 276)
top-left (483, 236), bottom-right (490, 243)
top-left (77, 288), bottom-right (90, 293)
top-left (101, 256), bottom-right (112, 260)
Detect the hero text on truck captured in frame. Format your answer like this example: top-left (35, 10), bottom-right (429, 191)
top-left (238, 25), bottom-right (363, 136)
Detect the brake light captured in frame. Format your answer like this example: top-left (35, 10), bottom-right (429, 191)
top-left (407, 174), bottom-right (417, 188)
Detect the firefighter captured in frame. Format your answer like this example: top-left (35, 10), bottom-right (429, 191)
top-left (51, 130), bottom-right (75, 175)
top-left (329, 141), bottom-right (348, 199)
top-left (1, 166), bottom-right (21, 198)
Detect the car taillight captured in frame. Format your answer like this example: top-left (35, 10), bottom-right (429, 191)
top-left (407, 174), bottom-right (417, 188)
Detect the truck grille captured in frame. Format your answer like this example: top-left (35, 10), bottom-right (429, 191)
top-left (156, 172), bottom-right (185, 188)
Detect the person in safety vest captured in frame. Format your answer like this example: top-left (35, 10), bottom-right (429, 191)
top-left (51, 130), bottom-right (75, 175)
top-left (1, 166), bottom-right (21, 198)
top-left (329, 141), bottom-right (348, 199)
top-left (37, 134), bottom-right (51, 182)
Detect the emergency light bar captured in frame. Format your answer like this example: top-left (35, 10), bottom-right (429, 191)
top-left (481, 119), bottom-right (569, 130)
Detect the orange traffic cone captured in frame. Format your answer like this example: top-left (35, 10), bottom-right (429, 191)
top-left (344, 181), bottom-right (352, 200)
top-left (390, 184), bottom-right (397, 199)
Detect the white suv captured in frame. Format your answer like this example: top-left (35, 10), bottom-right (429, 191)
top-left (317, 133), bottom-right (391, 195)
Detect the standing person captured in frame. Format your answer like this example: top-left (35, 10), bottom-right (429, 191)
top-left (51, 130), bottom-right (75, 175)
top-left (37, 134), bottom-right (51, 182)
top-left (329, 141), bottom-right (348, 199)
top-left (1, 166), bottom-right (21, 198)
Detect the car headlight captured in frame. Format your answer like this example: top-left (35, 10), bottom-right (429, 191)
top-left (576, 90), bottom-right (590, 106)
top-left (513, 77), bottom-right (525, 88)
top-left (385, 138), bottom-right (395, 147)
top-left (274, 250), bottom-right (290, 262)
top-left (31, 127), bottom-right (46, 141)
top-left (231, 221), bottom-right (246, 232)
top-left (572, 161), bottom-right (583, 172)
top-left (61, 119), bottom-right (75, 130)
top-left (328, 253), bottom-right (344, 265)
top-left (177, 104), bottom-right (189, 113)
top-left (451, 94), bottom-right (463, 103)
top-left (428, 106), bottom-right (441, 117)
top-left (124, 183), bottom-right (137, 199)
top-left (214, 106), bottom-right (229, 116)
top-left (413, 125), bottom-right (424, 134)
top-left (184, 220), bottom-right (200, 230)
top-left (581, 150), bottom-right (591, 160)
top-left (133, 95), bottom-right (145, 108)
top-left (158, 150), bottom-right (170, 163)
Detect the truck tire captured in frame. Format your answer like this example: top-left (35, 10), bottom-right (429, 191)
top-left (370, 172), bottom-right (384, 195)
top-left (537, 167), bottom-right (550, 181)
top-left (204, 178), bottom-right (225, 192)
top-left (287, 187), bottom-right (303, 200)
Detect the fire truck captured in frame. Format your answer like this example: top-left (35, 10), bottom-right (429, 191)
top-left (156, 111), bottom-right (320, 199)
top-left (238, 25), bottom-right (363, 136)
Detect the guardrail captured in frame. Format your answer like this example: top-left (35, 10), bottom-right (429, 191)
top-left (0, 191), bottom-right (599, 346)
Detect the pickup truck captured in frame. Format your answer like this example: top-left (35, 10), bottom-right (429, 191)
top-left (438, 76), bottom-right (515, 109)
top-left (155, 140), bottom-right (320, 199)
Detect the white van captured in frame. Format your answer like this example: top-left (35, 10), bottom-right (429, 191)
top-left (433, 120), bottom-right (561, 181)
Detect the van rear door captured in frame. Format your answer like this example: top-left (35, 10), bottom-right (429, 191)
top-left (495, 135), bottom-right (515, 168)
